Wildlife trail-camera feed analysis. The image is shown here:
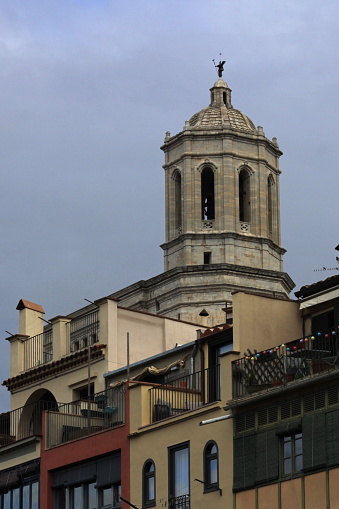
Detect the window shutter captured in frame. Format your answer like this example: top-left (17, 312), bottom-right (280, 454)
top-left (326, 409), bottom-right (339, 466)
top-left (303, 412), bottom-right (326, 471)
top-left (334, 305), bottom-right (339, 327)
top-left (233, 433), bottom-right (255, 491)
top-left (96, 454), bottom-right (121, 487)
top-left (255, 429), bottom-right (279, 483)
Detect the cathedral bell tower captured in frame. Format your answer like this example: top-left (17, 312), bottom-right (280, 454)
top-left (112, 68), bottom-right (294, 326)
top-left (161, 76), bottom-right (284, 275)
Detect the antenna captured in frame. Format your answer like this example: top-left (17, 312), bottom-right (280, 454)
top-left (313, 245), bottom-right (339, 272)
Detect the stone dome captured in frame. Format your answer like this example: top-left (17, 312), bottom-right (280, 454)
top-left (188, 106), bottom-right (256, 131)
top-left (188, 78), bottom-right (256, 132)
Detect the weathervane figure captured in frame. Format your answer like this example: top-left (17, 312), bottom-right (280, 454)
top-left (213, 54), bottom-right (226, 77)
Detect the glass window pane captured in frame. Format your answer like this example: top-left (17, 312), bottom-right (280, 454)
top-left (113, 484), bottom-right (121, 508)
top-left (65, 488), bottom-right (70, 509)
top-left (3, 493), bottom-right (10, 509)
top-left (283, 438), bottom-right (291, 458)
top-left (174, 448), bottom-right (189, 497)
top-left (102, 487), bottom-right (112, 506)
top-left (295, 436), bottom-right (302, 455)
top-left (148, 477), bottom-right (155, 500)
top-left (209, 458), bottom-right (218, 484)
top-left (88, 482), bottom-right (97, 509)
top-left (295, 454), bottom-right (303, 472)
top-left (12, 488), bottom-right (20, 509)
top-left (74, 486), bottom-right (82, 507)
top-left (32, 482), bottom-right (39, 509)
top-left (284, 458), bottom-right (292, 474)
top-left (210, 444), bottom-right (217, 455)
top-left (23, 485), bottom-right (30, 509)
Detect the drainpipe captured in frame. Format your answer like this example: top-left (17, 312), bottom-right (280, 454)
top-left (196, 329), bottom-right (205, 402)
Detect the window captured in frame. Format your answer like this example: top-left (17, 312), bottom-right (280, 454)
top-left (282, 433), bottom-right (303, 475)
top-left (98, 484), bottom-right (121, 508)
top-left (203, 252), bottom-right (211, 265)
top-left (75, 383), bottom-right (95, 401)
top-left (174, 171), bottom-right (182, 229)
top-left (204, 442), bottom-right (219, 491)
top-left (143, 460), bottom-right (155, 507)
top-left (208, 335), bottom-right (233, 401)
top-left (267, 175), bottom-right (274, 236)
top-left (201, 168), bottom-right (215, 220)
top-left (52, 453), bottom-right (121, 509)
top-left (239, 169), bottom-right (251, 223)
top-left (0, 481), bottom-right (39, 509)
top-left (168, 443), bottom-right (189, 509)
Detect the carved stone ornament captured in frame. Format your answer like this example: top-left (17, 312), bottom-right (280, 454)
top-left (170, 166), bottom-right (182, 179)
top-left (203, 221), bottom-right (214, 229)
top-left (240, 222), bottom-right (250, 232)
top-left (196, 160), bottom-right (218, 173)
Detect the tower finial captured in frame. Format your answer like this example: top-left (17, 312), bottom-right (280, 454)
top-left (212, 53), bottom-right (226, 78)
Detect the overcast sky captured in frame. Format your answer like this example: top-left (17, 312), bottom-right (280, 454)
top-left (0, 0), bottom-right (338, 410)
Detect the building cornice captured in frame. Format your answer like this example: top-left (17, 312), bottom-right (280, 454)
top-left (2, 344), bottom-right (106, 392)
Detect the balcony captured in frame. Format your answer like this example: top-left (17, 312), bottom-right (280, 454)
top-left (0, 386), bottom-right (125, 449)
top-left (169, 495), bottom-right (190, 509)
top-left (232, 327), bottom-right (339, 399)
top-left (150, 365), bottom-right (220, 423)
top-left (67, 310), bottom-right (99, 353)
top-left (0, 399), bottom-right (60, 447)
top-left (23, 330), bottom-right (53, 370)
top-left (45, 385), bottom-right (126, 448)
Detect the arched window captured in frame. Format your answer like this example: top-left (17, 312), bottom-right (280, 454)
top-left (204, 441), bottom-right (219, 491)
top-left (267, 175), bottom-right (274, 235)
top-left (201, 168), bottom-right (215, 220)
top-left (239, 169), bottom-right (251, 223)
top-left (143, 460), bottom-right (156, 507)
top-left (174, 171), bottom-right (182, 228)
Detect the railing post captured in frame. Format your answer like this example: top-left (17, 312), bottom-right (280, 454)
top-left (50, 316), bottom-right (72, 360)
top-left (5, 334), bottom-right (29, 377)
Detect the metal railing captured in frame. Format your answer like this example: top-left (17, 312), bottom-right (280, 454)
top-left (67, 310), bottom-right (99, 353)
top-left (169, 494), bottom-right (190, 509)
top-left (23, 330), bottom-right (53, 370)
top-left (45, 385), bottom-right (126, 448)
top-left (0, 399), bottom-right (60, 447)
top-left (232, 327), bottom-right (339, 399)
top-left (150, 365), bottom-right (220, 423)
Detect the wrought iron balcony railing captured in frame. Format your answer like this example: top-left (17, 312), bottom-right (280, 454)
top-left (232, 327), bottom-right (339, 399)
top-left (67, 310), bottom-right (99, 353)
top-left (23, 330), bottom-right (53, 370)
top-left (150, 365), bottom-right (220, 423)
top-left (0, 399), bottom-right (60, 447)
top-left (45, 385), bottom-right (126, 448)
top-left (168, 494), bottom-right (190, 509)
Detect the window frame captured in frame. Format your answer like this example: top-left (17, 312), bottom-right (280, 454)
top-left (142, 459), bottom-right (156, 508)
top-left (98, 483), bottom-right (121, 509)
top-left (168, 442), bottom-right (190, 509)
top-left (282, 432), bottom-right (303, 476)
top-left (203, 441), bottom-right (219, 492)
top-left (0, 480), bottom-right (39, 509)
top-left (201, 167), bottom-right (215, 220)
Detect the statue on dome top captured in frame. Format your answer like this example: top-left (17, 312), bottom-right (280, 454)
top-left (213, 56), bottom-right (226, 77)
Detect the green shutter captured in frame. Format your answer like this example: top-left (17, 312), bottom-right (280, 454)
top-left (326, 409), bottom-right (339, 466)
top-left (303, 412), bottom-right (326, 470)
top-left (233, 433), bottom-right (255, 491)
top-left (255, 429), bottom-right (279, 483)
